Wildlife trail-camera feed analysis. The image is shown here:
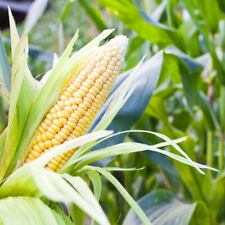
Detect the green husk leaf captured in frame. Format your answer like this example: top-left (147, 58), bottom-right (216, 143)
top-left (31, 168), bottom-right (110, 225)
top-left (63, 129), bottom-right (185, 168)
top-left (0, 128), bottom-right (7, 161)
top-left (63, 174), bottom-right (107, 223)
top-left (0, 196), bottom-right (67, 225)
top-left (0, 32), bottom-right (36, 180)
top-left (0, 161), bottom-right (109, 225)
top-left (8, 8), bottom-right (19, 56)
top-left (0, 165), bottom-right (40, 198)
top-left (61, 130), bottom-right (215, 174)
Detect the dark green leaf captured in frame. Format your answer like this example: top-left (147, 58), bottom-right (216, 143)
top-left (79, 0), bottom-right (108, 31)
top-left (189, 0), bottom-right (223, 33)
top-left (209, 172), bottom-right (225, 221)
top-left (97, 0), bottom-right (185, 50)
top-left (172, 110), bottom-right (191, 131)
top-left (181, 0), bottom-right (225, 85)
top-left (123, 190), bottom-right (196, 225)
top-left (195, 91), bottom-right (220, 130)
top-left (164, 47), bottom-right (220, 130)
top-left (189, 202), bottom-right (210, 225)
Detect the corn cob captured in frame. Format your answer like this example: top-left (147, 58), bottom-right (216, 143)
top-left (25, 35), bottom-right (128, 172)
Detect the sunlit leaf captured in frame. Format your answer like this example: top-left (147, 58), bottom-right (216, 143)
top-left (0, 197), bottom-right (68, 225)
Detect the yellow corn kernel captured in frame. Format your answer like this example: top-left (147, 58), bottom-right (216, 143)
top-left (52, 139), bottom-right (60, 145)
top-left (44, 140), bottom-right (52, 149)
top-left (24, 35), bottom-right (128, 172)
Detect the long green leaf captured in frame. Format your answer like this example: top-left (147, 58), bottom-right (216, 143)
top-left (0, 32), bottom-right (36, 180)
top-left (79, 0), bottom-right (108, 31)
top-left (97, 0), bottom-right (184, 49)
top-left (86, 166), bottom-right (152, 225)
top-left (0, 129), bottom-right (7, 161)
top-left (73, 141), bottom-right (215, 174)
top-left (8, 8), bottom-right (19, 57)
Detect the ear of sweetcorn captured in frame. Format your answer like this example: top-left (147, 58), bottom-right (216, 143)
top-left (25, 35), bottom-right (128, 172)
top-left (0, 9), bottom-right (121, 179)
top-left (0, 12), bottom-right (126, 224)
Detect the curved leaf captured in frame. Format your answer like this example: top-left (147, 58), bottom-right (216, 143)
top-left (163, 46), bottom-right (220, 130)
top-left (209, 172), bottom-right (225, 221)
top-left (97, 0), bottom-right (184, 50)
top-left (123, 190), bottom-right (196, 225)
top-left (0, 163), bottom-right (110, 225)
top-left (129, 132), bottom-right (178, 176)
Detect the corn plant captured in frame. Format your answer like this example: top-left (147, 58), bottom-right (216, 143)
top-left (0, 9), bottom-right (216, 225)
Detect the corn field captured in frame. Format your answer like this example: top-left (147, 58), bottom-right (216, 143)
top-left (0, 0), bottom-right (224, 225)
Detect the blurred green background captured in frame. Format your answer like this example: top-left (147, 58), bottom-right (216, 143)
top-left (0, 0), bottom-right (225, 224)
